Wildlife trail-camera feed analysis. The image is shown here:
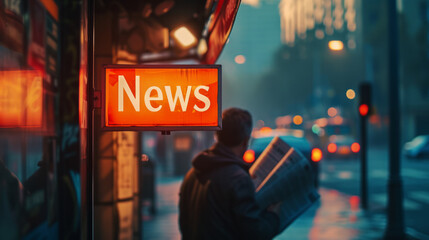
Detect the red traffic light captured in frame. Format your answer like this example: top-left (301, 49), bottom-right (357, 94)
top-left (359, 104), bottom-right (369, 116)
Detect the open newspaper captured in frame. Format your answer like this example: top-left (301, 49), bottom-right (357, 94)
top-left (249, 136), bottom-right (320, 231)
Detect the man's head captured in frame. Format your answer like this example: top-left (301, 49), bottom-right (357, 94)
top-left (216, 108), bottom-right (253, 155)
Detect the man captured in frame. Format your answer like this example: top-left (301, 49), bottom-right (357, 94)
top-left (179, 108), bottom-right (280, 240)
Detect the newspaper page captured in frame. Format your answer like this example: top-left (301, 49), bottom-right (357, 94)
top-left (249, 136), bottom-right (320, 230)
top-left (249, 136), bottom-right (292, 188)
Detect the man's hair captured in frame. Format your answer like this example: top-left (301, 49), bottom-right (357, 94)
top-left (216, 108), bottom-right (253, 147)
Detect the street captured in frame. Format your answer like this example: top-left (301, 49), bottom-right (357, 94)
top-left (320, 146), bottom-right (429, 238)
top-left (143, 175), bottom-right (386, 240)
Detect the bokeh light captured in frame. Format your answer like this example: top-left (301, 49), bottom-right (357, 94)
top-left (346, 89), bottom-right (356, 99)
top-left (328, 40), bottom-right (344, 51)
top-left (259, 126), bottom-right (272, 133)
top-left (234, 55), bottom-right (246, 64)
top-left (293, 115), bottom-right (303, 125)
top-left (311, 148), bottom-right (322, 162)
top-left (173, 26), bottom-right (197, 47)
top-left (347, 39), bottom-right (356, 49)
top-left (243, 149), bottom-right (255, 163)
top-left (312, 124), bottom-right (321, 135)
top-left (351, 142), bottom-right (361, 153)
top-left (315, 118), bottom-right (328, 127)
top-left (328, 143), bottom-right (337, 153)
top-left (327, 107), bottom-right (338, 117)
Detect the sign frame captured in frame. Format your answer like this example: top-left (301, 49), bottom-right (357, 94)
top-left (101, 64), bottom-right (222, 131)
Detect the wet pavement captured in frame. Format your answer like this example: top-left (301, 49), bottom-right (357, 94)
top-left (141, 175), bottom-right (419, 240)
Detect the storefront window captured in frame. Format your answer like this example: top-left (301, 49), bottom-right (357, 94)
top-left (0, 0), bottom-right (60, 238)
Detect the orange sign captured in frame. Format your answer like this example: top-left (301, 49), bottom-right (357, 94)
top-left (0, 70), bottom-right (43, 129)
top-left (103, 65), bottom-right (221, 130)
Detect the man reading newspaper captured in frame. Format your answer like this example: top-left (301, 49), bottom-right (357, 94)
top-left (179, 108), bottom-right (281, 240)
top-left (179, 108), bottom-right (318, 239)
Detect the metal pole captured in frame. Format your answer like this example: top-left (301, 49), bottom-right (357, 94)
top-left (360, 115), bottom-right (368, 210)
top-left (87, 0), bottom-right (95, 239)
top-left (138, 132), bottom-right (143, 239)
top-left (384, 0), bottom-right (405, 239)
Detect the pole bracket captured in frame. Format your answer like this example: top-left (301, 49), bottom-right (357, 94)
top-left (93, 90), bottom-right (101, 109)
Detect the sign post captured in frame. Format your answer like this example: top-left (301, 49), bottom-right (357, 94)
top-left (102, 65), bottom-right (221, 131)
top-left (359, 82), bottom-right (371, 210)
top-left (384, 0), bottom-right (405, 238)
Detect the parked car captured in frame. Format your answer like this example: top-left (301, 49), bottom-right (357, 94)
top-left (243, 128), bottom-right (321, 188)
top-left (324, 135), bottom-right (360, 159)
top-left (404, 135), bottom-right (429, 159)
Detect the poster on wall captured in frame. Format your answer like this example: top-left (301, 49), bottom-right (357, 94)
top-left (116, 132), bottom-right (135, 200)
top-left (117, 200), bottom-right (133, 240)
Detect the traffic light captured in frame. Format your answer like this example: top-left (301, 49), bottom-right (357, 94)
top-left (358, 82), bottom-right (371, 209)
top-left (359, 82), bottom-right (372, 117)
top-left (359, 104), bottom-right (369, 116)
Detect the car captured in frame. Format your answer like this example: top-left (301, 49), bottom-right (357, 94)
top-left (324, 135), bottom-right (360, 159)
top-left (404, 135), bottom-right (429, 159)
top-left (243, 128), bottom-right (321, 187)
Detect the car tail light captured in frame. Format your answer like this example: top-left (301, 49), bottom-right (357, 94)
top-left (311, 148), bottom-right (322, 162)
top-left (327, 143), bottom-right (337, 153)
top-left (243, 149), bottom-right (255, 163)
top-left (351, 142), bottom-right (360, 153)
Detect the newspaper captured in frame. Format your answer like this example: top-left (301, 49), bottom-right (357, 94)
top-left (249, 136), bottom-right (320, 231)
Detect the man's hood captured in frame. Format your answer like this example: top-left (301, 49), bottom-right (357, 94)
top-left (192, 143), bottom-right (249, 176)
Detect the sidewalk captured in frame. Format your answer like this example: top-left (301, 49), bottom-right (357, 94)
top-left (142, 176), bottom-right (387, 240)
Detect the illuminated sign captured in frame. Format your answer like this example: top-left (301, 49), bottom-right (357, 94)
top-left (103, 65), bottom-right (221, 131)
top-left (0, 70), bottom-right (43, 129)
